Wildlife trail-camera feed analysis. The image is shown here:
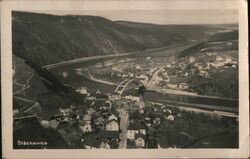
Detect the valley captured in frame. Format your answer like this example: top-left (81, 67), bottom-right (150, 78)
top-left (12, 11), bottom-right (239, 149)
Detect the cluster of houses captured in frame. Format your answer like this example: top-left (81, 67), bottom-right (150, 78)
top-left (35, 90), bottom-right (122, 148)
top-left (91, 57), bottom-right (159, 85)
top-left (34, 83), bottom-right (180, 149)
top-left (156, 54), bottom-right (237, 91)
top-left (126, 103), bottom-right (176, 148)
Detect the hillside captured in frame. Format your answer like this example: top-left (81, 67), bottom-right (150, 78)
top-left (177, 30), bottom-right (238, 58)
top-left (174, 30), bottom-right (238, 98)
top-left (13, 11), bottom-right (220, 66)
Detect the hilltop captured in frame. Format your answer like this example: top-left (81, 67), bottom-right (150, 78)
top-left (13, 11), bottom-right (221, 66)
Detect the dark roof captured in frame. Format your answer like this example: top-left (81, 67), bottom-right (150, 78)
top-left (79, 121), bottom-right (90, 127)
top-left (98, 130), bottom-right (119, 139)
top-left (95, 93), bottom-right (109, 99)
top-left (134, 133), bottom-right (146, 140)
top-left (147, 111), bottom-right (162, 118)
top-left (128, 122), bottom-right (146, 130)
top-left (105, 119), bottom-right (118, 125)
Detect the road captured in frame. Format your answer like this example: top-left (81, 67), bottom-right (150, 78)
top-left (119, 109), bottom-right (129, 149)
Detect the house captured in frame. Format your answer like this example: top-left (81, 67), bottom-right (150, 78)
top-left (86, 108), bottom-right (96, 115)
top-left (199, 70), bottom-right (209, 78)
top-left (59, 108), bottom-right (71, 116)
top-left (167, 83), bottom-right (178, 89)
top-left (184, 72), bottom-right (189, 77)
top-left (76, 87), bottom-right (88, 95)
top-left (189, 56), bottom-right (196, 63)
top-left (100, 100), bottom-right (112, 110)
top-left (152, 117), bottom-right (161, 125)
top-left (127, 122), bottom-right (146, 140)
top-left (144, 117), bottom-right (152, 127)
top-left (99, 141), bottom-right (111, 149)
top-left (85, 95), bottom-right (95, 101)
top-left (108, 114), bottom-right (118, 121)
top-left (62, 71), bottom-right (68, 78)
top-left (79, 122), bottom-right (93, 134)
top-left (179, 83), bottom-right (189, 89)
top-left (225, 57), bottom-right (232, 63)
top-left (134, 133), bottom-right (146, 148)
top-left (166, 64), bottom-right (171, 68)
top-left (105, 119), bottom-right (119, 131)
top-left (37, 112), bottom-right (59, 129)
top-left (227, 42), bottom-right (233, 46)
top-left (165, 115), bottom-right (175, 121)
top-left (124, 95), bottom-right (140, 102)
top-left (216, 56), bottom-right (223, 61)
top-left (83, 114), bottom-right (92, 122)
top-left (137, 74), bottom-right (148, 81)
top-left (94, 115), bottom-right (105, 127)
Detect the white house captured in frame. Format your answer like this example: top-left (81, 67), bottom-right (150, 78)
top-left (189, 56), bottom-right (196, 63)
top-left (86, 108), bottom-right (96, 115)
top-left (127, 123), bottom-right (146, 140)
top-left (216, 56), bottom-right (223, 61)
top-left (79, 122), bottom-right (93, 133)
top-left (167, 83), bottom-right (178, 89)
top-left (165, 115), bottom-right (175, 121)
top-left (144, 117), bottom-right (152, 127)
top-left (134, 133), bottom-right (146, 148)
top-left (105, 119), bottom-right (119, 131)
top-left (179, 83), bottom-right (189, 89)
top-left (99, 141), bottom-right (110, 149)
top-left (62, 71), bottom-right (68, 78)
top-left (199, 70), bottom-right (209, 78)
top-left (124, 95), bottom-right (140, 102)
top-left (76, 87), bottom-right (88, 95)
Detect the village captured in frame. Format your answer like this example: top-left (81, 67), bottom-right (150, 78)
top-left (157, 54), bottom-right (238, 91)
top-left (13, 83), bottom-right (182, 149)
top-left (13, 49), bottom-right (238, 149)
top-left (87, 51), bottom-right (238, 95)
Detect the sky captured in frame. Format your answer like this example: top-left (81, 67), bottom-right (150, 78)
top-left (40, 9), bottom-right (238, 25)
top-left (25, 0), bottom-right (239, 24)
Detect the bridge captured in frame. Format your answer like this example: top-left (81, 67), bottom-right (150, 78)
top-left (114, 78), bottom-right (144, 95)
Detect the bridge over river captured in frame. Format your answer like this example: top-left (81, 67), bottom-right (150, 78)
top-left (42, 43), bottom-right (238, 115)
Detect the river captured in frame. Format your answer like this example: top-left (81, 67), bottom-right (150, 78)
top-left (48, 43), bottom-right (238, 113)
